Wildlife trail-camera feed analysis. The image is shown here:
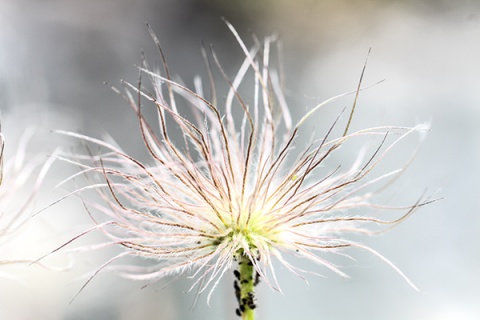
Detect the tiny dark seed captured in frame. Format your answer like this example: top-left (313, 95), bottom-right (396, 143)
top-left (254, 272), bottom-right (261, 286)
top-left (233, 270), bottom-right (240, 279)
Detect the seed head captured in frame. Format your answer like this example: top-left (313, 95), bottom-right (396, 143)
top-left (0, 128), bottom-right (53, 269)
top-left (57, 23), bottom-right (431, 302)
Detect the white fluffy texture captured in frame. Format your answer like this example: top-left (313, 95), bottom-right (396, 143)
top-left (55, 24), bottom-right (430, 304)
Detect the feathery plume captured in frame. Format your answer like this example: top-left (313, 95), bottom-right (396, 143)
top-left (54, 23), bottom-right (431, 318)
top-left (0, 127), bottom-right (54, 270)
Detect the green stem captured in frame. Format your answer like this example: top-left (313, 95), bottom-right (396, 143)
top-left (235, 249), bottom-right (256, 320)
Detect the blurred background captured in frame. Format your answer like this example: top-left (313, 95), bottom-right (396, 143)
top-left (0, 0), bottom-right (478, 319)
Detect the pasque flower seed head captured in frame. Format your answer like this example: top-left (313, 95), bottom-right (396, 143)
top-left (53, 23), bottom-right (432, 316)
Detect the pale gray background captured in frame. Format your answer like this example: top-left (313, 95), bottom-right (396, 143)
top-left (0, 1), bottom-right (477, 319)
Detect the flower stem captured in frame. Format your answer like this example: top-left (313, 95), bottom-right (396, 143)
top-left (235, 249), bottom-right (256, 320)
